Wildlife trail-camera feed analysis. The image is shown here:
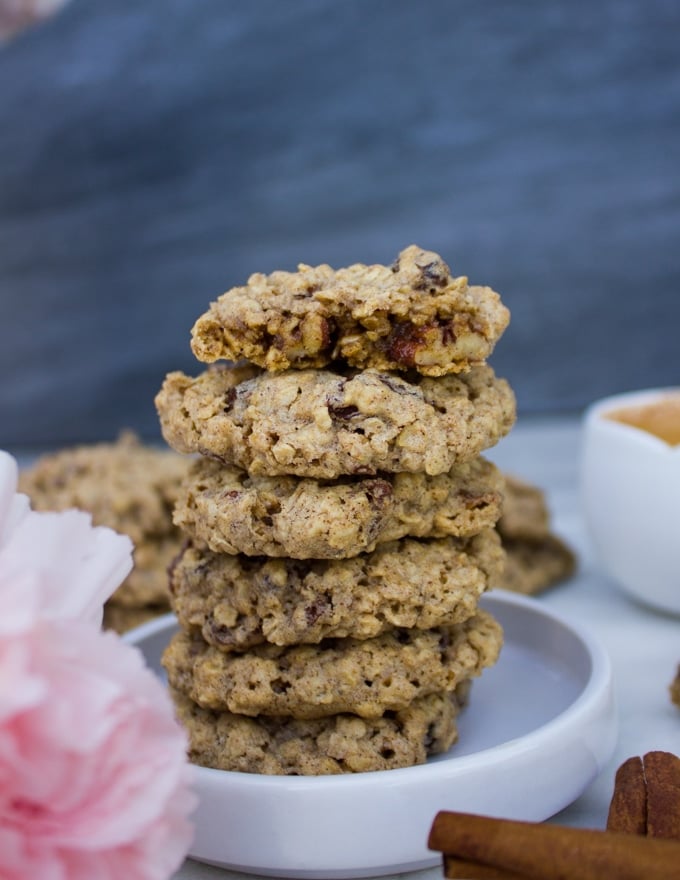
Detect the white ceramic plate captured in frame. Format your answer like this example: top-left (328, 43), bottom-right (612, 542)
top-left (126, 589), bottom-right (616, 879)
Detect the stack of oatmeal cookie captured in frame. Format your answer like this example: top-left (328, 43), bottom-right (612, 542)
top-left (156, 245), bottom-right (516, 775)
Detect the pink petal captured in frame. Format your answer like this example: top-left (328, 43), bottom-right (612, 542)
top-left (0, 452), bottom-right (29, 547)
top-left (1, 510), bottom-right (133, 624)
top-left (0, 621), bottom-right (195, 880)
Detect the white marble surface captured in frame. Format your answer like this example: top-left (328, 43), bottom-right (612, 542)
top-left (175, 416), bottom-right (680, 880)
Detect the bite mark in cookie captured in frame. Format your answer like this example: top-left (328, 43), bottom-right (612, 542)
top-left (190, 245), bottom-right (509, 376)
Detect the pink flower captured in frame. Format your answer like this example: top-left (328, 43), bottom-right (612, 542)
top-left (0, 452), bottom-right (196, 879)
top-left (0, 451), bottom-right (134, 632)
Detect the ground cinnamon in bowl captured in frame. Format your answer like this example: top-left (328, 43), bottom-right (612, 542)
top-left (607, 394), bottom-right (680, 446)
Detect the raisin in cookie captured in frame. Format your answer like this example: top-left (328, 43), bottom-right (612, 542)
top-left (171, 688), bottom-right (462, 775)
top-left (175, 455), bottom-right (504, 559)
top-left (162, 610), bottom-right (502, 719)
top-left (190, 245), bottom-right (509, 376)
top-left (156, 364), bottom-right (515, 478)
top-left (170, 531), bottom-right (505, 651)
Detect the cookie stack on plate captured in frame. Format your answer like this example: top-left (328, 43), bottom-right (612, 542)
top-left (156, 245), bottom-right (516, 775)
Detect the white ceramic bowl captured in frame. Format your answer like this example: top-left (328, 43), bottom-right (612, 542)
top-left (126, 590), bottom-right (616, 879)
top-left (582, 387), bottom-right (680, 615)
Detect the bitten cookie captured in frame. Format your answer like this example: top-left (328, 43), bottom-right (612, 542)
top-left (170, 531), bottom-right (505, 650)
top-left (190, 245), bottom-right (509, 376)
top-left (162, 610), bottom-right (503, 719)
top-left (156, 364), bottom-right (516, 478)
top-left (18, 433), bottom-right (188, 606)
top-left (175, 455), bottom-right (504, 559)
top-left (171, 687), bottom-right (462, 775)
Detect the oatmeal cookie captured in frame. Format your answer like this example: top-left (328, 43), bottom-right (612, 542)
top-left (102, 601), bottom-right (169, 635)
top-left (170, 531), bottom-right (505, 651)
top-left (498, 474), bottom-right (551, 541)
top-left (497, 474), bottom-right (576, 595)
top-left (113, 535), bottom-right (181, 606)
top-left (19, 432), bottom-right (188, 545)
top-left (171, 688), bottom-right (462, 775)
top-left (175, 456), bottom-right (504, 559)
top-left (500, 536), bottom-right (576, 596)
top-left (19, 433), bottom-right (188, 606)
top-left (190, 245), bottom-right (509, 377)
top-left (156, 364), bottom-right (515, 478)
top-left (162, 610), bottom-right (502, 719)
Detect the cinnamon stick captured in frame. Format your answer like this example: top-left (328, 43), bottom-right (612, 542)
top-left (606, 750), bottom-right (680, 840)
top-left (443, 855), bottom-right (525, 879)
top-left (644, 750), bottom-right (680, 840)
top-left (606, 755), bottom-right (647, 834)
top-left (428, 811), bottom-right (680, 880)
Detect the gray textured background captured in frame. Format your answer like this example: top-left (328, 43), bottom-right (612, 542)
top-left (1, 0), bottom-right (679, 451)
